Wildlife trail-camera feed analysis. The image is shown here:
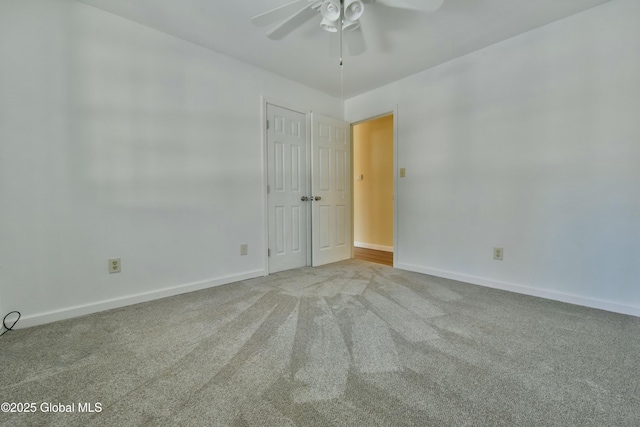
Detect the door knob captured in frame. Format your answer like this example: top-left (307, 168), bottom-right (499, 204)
top-left (301, 196), bottom-right (309, 201)
top-left (314, 196), bottom-right (322, 201)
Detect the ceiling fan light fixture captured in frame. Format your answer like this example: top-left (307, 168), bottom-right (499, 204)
top-left (320, 0), bottom-right (341, 21)
top-left (342, 19), bottom-right (360, 32)
top-left (344, 0), bottom-right (364, 22)
top-left (320, 17), bottom-right (339, 32)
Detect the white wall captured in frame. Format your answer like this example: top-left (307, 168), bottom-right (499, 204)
top-left (0, 0), bottom-right (341, 327)
top-left (345, 0), bottom-right (640, 316)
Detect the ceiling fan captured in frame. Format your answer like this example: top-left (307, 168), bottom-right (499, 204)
top-left (251, 0), bottom-right (444, 56)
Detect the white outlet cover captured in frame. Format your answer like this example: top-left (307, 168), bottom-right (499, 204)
top-left (109, 258), bottom-right (121, 273)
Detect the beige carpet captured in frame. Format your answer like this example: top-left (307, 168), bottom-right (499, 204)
top-left (1, 260), bottom-right (639, 426)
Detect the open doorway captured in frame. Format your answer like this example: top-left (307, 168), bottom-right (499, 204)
top-left (352, 114), bottom-right (394, 266)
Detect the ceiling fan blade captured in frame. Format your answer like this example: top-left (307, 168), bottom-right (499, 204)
top-left (328, 27), bottom-right (366, 58)
top-left (266, 4), bottom-right (318, 40)
top-left (346, 28), bottom-right (366, 56)
top-left (251, 0), bottom-right (309, 27)
top-left (372, 0), bottom-right (444, 12)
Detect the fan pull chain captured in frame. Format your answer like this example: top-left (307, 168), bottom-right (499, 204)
top-left (341, 59), bottom-right (344, 101)
top-left (340, 0), bottom-right (344, 101)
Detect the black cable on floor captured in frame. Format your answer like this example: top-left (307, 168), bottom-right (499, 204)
top-left (0, 311), bottom-right (21, 337)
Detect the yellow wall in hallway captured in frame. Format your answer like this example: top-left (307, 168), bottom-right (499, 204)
top-left (353, 115), bottom-right (394, 249)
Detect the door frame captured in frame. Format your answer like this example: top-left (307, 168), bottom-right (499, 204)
top-left (349, 105), bottom-right (399, 267)
top-left (261, 96), bottom-right (312, 274)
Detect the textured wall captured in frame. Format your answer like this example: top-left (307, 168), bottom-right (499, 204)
top-left (346, 0), bottom-right (640, 316)
top-left (0, 0), bottom-right (341, 326)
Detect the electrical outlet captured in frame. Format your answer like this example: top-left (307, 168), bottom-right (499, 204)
top-left (493, 247), bottom-right (503, 261)
top-left (240, 244), bottom-right (248, 256)
top-left (109, 258), bottom-right (121, 273)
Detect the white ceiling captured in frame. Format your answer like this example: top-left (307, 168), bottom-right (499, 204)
top-left (76, 0), bottom-right (611, 98)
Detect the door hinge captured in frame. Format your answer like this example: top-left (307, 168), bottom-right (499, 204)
top-left (266, 120), bottom-right (269, 130)
top-left (268, 249), bottom-right (271, 257)
top-left (267, 185), bottom-right (270, 194)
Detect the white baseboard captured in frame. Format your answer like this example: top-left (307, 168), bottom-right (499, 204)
top-left (16, 269), bottom-right (267, 329)
top-left (396, 262), bottom-right (640, 318)
top-left (16, 264), bottom-right (639, 329)
top-left (354, 242), bottom-right (394, 252)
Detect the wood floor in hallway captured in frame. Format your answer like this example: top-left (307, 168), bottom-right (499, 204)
top-left (353, 246), bottom-right (393, 266)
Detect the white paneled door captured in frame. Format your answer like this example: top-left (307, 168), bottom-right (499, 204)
top-left (266, 106), bottom-right (351, 272)
top-left (311, 113), bottom-right (352, 266)
top-left (267, 104), bottom-right (309, 273)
